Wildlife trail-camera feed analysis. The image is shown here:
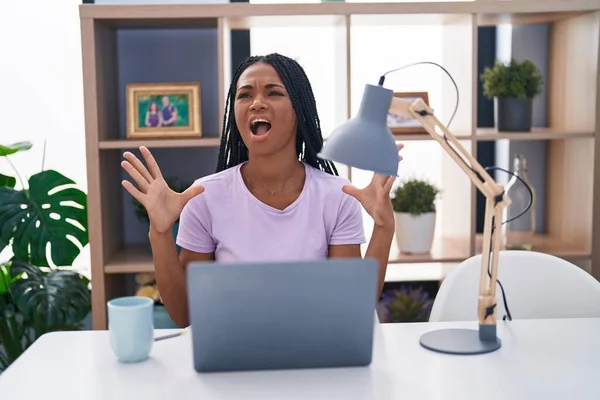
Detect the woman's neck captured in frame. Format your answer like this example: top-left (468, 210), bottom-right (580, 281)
top-left (243, 152), bottom-right (304, 190)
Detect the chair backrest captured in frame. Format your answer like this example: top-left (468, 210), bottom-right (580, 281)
top-left (429, 251), bottom-right (600, 322)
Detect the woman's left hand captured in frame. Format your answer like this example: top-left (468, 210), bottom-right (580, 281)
top-left (342, 144), bottom-right (404, 229)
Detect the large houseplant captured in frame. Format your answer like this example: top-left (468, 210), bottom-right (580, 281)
top-left (480, 58), bottom-right (543, 132)
top-left (0, 141), bottom-right (91, 372)
top-left (390, 179), bottom-right (439, 254)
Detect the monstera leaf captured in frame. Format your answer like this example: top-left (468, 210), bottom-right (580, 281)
top-left (0, 141), bottom-right (32, 156)
top-left (0, 170), bottom-right (88, 267)
top-left (10, 259), bottom-right (91, 329)
top-left (0, 141), bottom-right (32, 189)
top-left (0, 173), bottom-right (16, 188)
top-left (0, 262), bottom-right (14, 295)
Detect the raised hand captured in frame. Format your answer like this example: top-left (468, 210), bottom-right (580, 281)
top-left (121, 146), bottom-right (205, 234)
top-left (342, 143), bottom-right (404, 229)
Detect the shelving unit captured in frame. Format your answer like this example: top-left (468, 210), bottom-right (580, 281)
top-left (79, 0), bottom-right (600, 330)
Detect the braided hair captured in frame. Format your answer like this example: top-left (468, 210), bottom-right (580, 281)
top-left (215, 53), bottom-right (338, 176)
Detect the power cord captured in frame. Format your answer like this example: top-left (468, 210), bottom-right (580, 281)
top-left (378, 62), bottom-right (536, 322)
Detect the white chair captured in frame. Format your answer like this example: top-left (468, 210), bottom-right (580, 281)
top-left (429, 250), bottom-right (600, 322)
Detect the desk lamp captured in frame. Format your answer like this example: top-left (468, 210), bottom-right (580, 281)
top-left (318, 79), bottom-right (511, 355)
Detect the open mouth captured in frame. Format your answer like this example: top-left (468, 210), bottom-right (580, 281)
top-left (250, 119), bottom-right (272, 136)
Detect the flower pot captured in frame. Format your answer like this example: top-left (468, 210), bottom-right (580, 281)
top-left (495, 97), bottom-right (533, 132)
top-left (394, 212), bottom-right (436, 254)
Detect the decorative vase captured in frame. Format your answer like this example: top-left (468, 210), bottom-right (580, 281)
top-left (502, 154), bottom-right (536, 250)
top-left (394, 212), bottom-right (436, 254)
top-left (495, 97), bottom-right (533, 132)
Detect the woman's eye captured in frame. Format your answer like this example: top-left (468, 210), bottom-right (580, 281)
top-left (237, 93), bottom-right (250, 99)
top-left (269, 91), bottom-right (284, 96)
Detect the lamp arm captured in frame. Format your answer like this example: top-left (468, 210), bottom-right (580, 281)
top-left (389, 97), bottom-right (512, 335)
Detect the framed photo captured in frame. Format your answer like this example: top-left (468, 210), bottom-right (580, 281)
top-left (387, 92), bottom-right (429, 134)
top-left (126, 82), bottom-right (202, 139)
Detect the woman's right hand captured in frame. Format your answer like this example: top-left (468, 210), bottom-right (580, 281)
top-left (121, 146), bottom-right (205, 234)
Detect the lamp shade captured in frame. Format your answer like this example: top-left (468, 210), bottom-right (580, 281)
top-left (318, 84), bottom-right (400, 177)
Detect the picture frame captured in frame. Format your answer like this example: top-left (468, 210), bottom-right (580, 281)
top-left (126, 82), bottom-right (202, 139)
top-left (387, 91), bottom-right (430, 134)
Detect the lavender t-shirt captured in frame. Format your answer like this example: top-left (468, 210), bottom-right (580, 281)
top-left (176, 162), bottom-right (366, 262)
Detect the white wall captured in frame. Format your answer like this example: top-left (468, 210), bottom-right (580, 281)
top-left (0, 0), bottom-right (89, 272)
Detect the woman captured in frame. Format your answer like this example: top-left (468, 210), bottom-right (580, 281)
top-left (121, 53), bottom-right (403, 327)
top-left (144, 102), bottom-right (162, 127)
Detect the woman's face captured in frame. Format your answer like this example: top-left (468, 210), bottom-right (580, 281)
top-left (234, 62), bottom-right (297, 157)
top-left (150, 103), bottom-right (157, 112)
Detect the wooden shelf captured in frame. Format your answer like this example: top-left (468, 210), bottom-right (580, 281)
top-left (475, 234), bottom-right (591, 260)
top-left (104, 245), bottom-right (154, 274)
top-left (80, 2), bottom-right (600, 24)
top-left (385, 262), bottom-right (460, 283)
top-left (80, 2), bottom-right (600, 330)
top-left (99, 138), bottom-right (221, 150)
top-left (390, 236), bottom-right (472, 264)
top-left (362, 236), bottom-right (472, 264)
top-left (393, 133), bottom-right (472, 142)
top-left (476, 127), bottom-right (594, 141)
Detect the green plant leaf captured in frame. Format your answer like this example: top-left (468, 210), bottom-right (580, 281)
top-left (0, 170), bottom-right (88, 267)
top-left (390, 179), bottom-right (440, 215)
top-left (0, 295), bottom-right (29, 371)
top-left (0, 141), bottom-right (33, 156)
top-left (9, 260), bottom-right (91, 329)
top-left (480, 58), bottom-right (543, 100)
top-left (0, 173), bottom-right (16, 188)
top-left (0, 262), bottom-right (12, 294)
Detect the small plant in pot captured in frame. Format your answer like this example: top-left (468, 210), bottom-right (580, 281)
top-left (480, 58), bottom-right (543, 132)
top-left (378, 285), bottom-right (434, 323)
top-left (390, 179), bottom-right (440, 254)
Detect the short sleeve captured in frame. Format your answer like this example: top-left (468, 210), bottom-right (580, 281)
top-left (175, 192), bottom-right (216, 253)
top-left (329, 194), bottom-right (366, 245)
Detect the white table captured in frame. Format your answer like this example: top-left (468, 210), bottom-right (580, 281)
top-left (0, 318), bottom-right (598, 400)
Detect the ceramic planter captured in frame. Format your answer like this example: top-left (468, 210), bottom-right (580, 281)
top-left (495, 97), bottom-right (533, 132)
top-left (394, 212), bottom-right (436, 254)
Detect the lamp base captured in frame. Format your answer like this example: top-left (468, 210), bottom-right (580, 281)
top-left (419, 327), bottom-right (501, 355)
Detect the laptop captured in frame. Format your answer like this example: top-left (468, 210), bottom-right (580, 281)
top-left (186, 258), bottom-right (379, 373)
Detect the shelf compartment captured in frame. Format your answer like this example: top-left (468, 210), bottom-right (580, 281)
top-left (99, 137), bottom-right (221, 149)
top-left (476, 128), bottom-right (594, 141)
top-left (475, 234), bottom-right (591, 259)
top-left (84, 20), bottom-right (222, 143)
top-left (240, 15), bottom-right (349, 141)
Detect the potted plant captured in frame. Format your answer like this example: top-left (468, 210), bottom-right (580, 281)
top-left (0, 141), bottom-right (91, 372)
top-left (480, 58), bottom-right (543, 132)
top-left (390, 179), bottom-right (440, 254)
top-left (378, 285), bottom-right (434, 323)
top-left (131, 177), bottom-right (192, 253)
